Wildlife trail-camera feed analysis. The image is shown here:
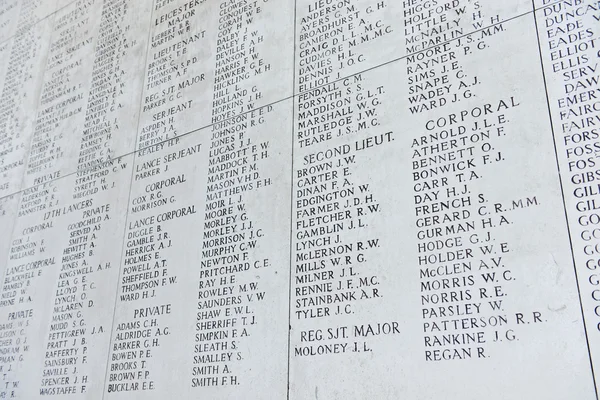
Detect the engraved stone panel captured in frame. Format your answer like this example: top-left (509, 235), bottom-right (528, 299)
top-left (0, 0), bottom-right (598, 399)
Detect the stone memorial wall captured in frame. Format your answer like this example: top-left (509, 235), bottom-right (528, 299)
top-left (0, 0), bottom-right (598, 398)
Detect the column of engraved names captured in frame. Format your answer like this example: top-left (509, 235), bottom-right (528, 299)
top-left (139, 0), bottom-right (206, 150)
top-left (408, 0), bottom-right (494, 361)
top-left (0, 5), bottom-right (56, 396)
top-left (38, 0), bottom-right (152, 396)
top-left (0, 0), bottom-right (51, 196)
top-left (404, 0), bottom-right (501, 114)
top-left (74, 0), bottom-right (133, 171)
top-left (408, 2), bottom-right (553, 362)
top-left (0, 1), bottom-right (18, 40)
top-left (24, 2), bottom-right (98, 190)
top-left (104, 0), bottom-right (212, 395)
top-left (103, 0), bottom-right (203, 394)
top-left (0, 198), bottom-right (21, 383)
top-left (293, 0), bottom-right (398, 362)
top-left (38, 200), bottom-right (110, 397)
top-left (0, 196), bottom-right (19, 398)
top-left (0, 34), bottom-right (19, 194)
top-left (0, 309), bottom-right (34, 398)
top-left (12, 0), bottom-right (50, 34)
top-left (194, 0), bottom-right (278, 390)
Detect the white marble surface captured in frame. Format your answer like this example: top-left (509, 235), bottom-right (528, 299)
top-left (0, 0), bottom-right (598, 399)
